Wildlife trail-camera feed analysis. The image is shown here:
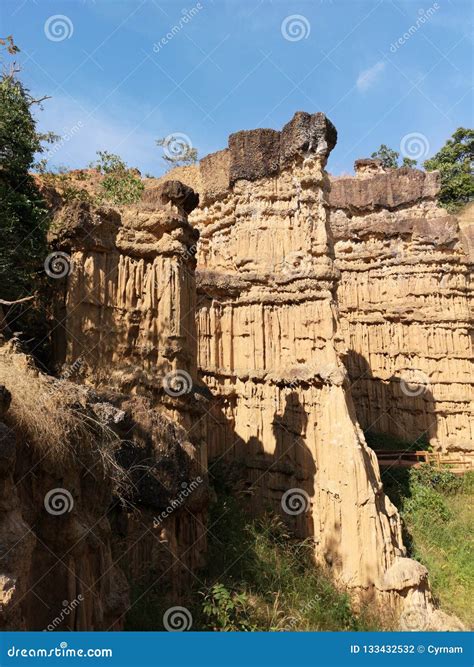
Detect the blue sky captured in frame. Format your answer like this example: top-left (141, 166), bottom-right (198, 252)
top-left (2, 0), bottom-right (472, 176)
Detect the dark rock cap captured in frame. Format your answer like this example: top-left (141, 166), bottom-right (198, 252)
top-left (354, 158), bottom-right (384, 171)
top-left (228, 111), bottom-right (337, 185)
top-left (143, 180), bottom-right (199, 215)
top-left (229, 128), bottom-right (281, 185)
top-left (329, 168), bottom-right (440, 212)
top-left (280, 111), bottom-right (337, 166)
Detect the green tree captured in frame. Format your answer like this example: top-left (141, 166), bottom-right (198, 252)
top-left (424, 128), bottom-right (474, 211)
top-left (92, 151), bottom-right (144, 205)
top-left (371, 145), bottom-right (418, 169)
top-left (0, 47), bottom-right (50, 305)
top-left (371, 144), bottom-right (400, 169)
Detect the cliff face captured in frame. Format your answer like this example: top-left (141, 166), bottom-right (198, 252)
top-left (1, 112), bottom-right (468, 631)
top-left (161, 112), bottom-right (462, 628)
top-left (0, 182), bottom-right (207, 630)
top-left (50, 182), bottom-right (201, 429)
top-left (330, 161), bottom-right (473, 456)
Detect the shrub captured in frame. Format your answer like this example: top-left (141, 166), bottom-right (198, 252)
top-left (409, 465), bottom-right (463, 495)
top-left (93, 151), bottom-right (144, 205)
top-left (156, 135), bottom-right (198, 168)
top-left (41, 170), bottom-right (93, 205)
top-left (371, 144), bottom-right (417, 168)
top-left (403, 484), bottom-right (451, 523)
top-left (381, 463), bottom-right (473, 625)
top-left (193, 490), bottom-right (378, 631)
top-left (201, 584), bottom-right (256, 631)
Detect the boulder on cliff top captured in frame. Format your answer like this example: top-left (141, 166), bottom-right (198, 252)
top-left (229, 111), bottom-right (337, 185)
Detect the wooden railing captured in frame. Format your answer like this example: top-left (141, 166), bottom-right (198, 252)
top-left (373, 450), bottom-right (473, 475)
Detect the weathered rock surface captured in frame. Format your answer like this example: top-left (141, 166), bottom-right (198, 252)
top-left (0, 342), bottom-right (207, 630)
top-left (0, 180), bottom-right (208, 630)
top-left (50, 183), bottom-right (202, 433)
top-left (155, 111), bottom-right (464, 628)
top-left (330, 161), bottom-right (473, 455)
top-left (3, 113), bottom-right (469, 631)
top-left (161, 148), bottom-right (473, 458)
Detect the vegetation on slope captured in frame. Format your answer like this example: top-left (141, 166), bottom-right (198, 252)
top-left (127, 469), bottom-right (379, 632)
top-left (381, 465), bottom-right (474, 627)
top-left (191, 491), bottom-right (378, 631)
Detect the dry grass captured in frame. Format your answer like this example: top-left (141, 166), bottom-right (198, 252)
top-left (0, 345), bottom-right (119, 476)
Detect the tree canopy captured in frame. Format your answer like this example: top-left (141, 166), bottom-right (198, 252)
top-left (370, 144), bottom-right (417, 169)
top-left (0, 66), bottom-right (49, 303)
top-left (424, 128), bottom-right (474, 211)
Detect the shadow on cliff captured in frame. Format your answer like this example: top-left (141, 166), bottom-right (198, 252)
top-left (343, 349), bottom-right (438, 556)
top-left (344, 350), bottom-right (437, 452)
top-left (207, 391), bottom-right (317, 542)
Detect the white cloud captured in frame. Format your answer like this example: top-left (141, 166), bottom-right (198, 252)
top-left (356, 61), bottom-right (386, 92)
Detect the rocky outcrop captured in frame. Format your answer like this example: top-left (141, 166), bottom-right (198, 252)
top-left (156, 111), bottom-right (461, 627)
top-left (0, 344), bottom-right (207, 630)
top-left (329, 161), bottom-right (473, 455)
top-left (0, 181), bottom-right (208, 630)
top-left (49, 182), bottom-right (208, 436)
top-left (161, 142), bottom-right (473, 458)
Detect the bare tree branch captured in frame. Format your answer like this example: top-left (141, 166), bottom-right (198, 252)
top-left (28, 94), bottom-right (51, 106)
top-left (0, 295), bottom-right (34, 306)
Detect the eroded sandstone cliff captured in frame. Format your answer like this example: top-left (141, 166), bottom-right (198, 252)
top-left (0, 182), bottom-right (207, 630)
top-left (156, 111), bottom-right (466, 628)
top-left (1, 111), bottom-right (469, 631)
top-left (330, 160), bottom-right (472, 456)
